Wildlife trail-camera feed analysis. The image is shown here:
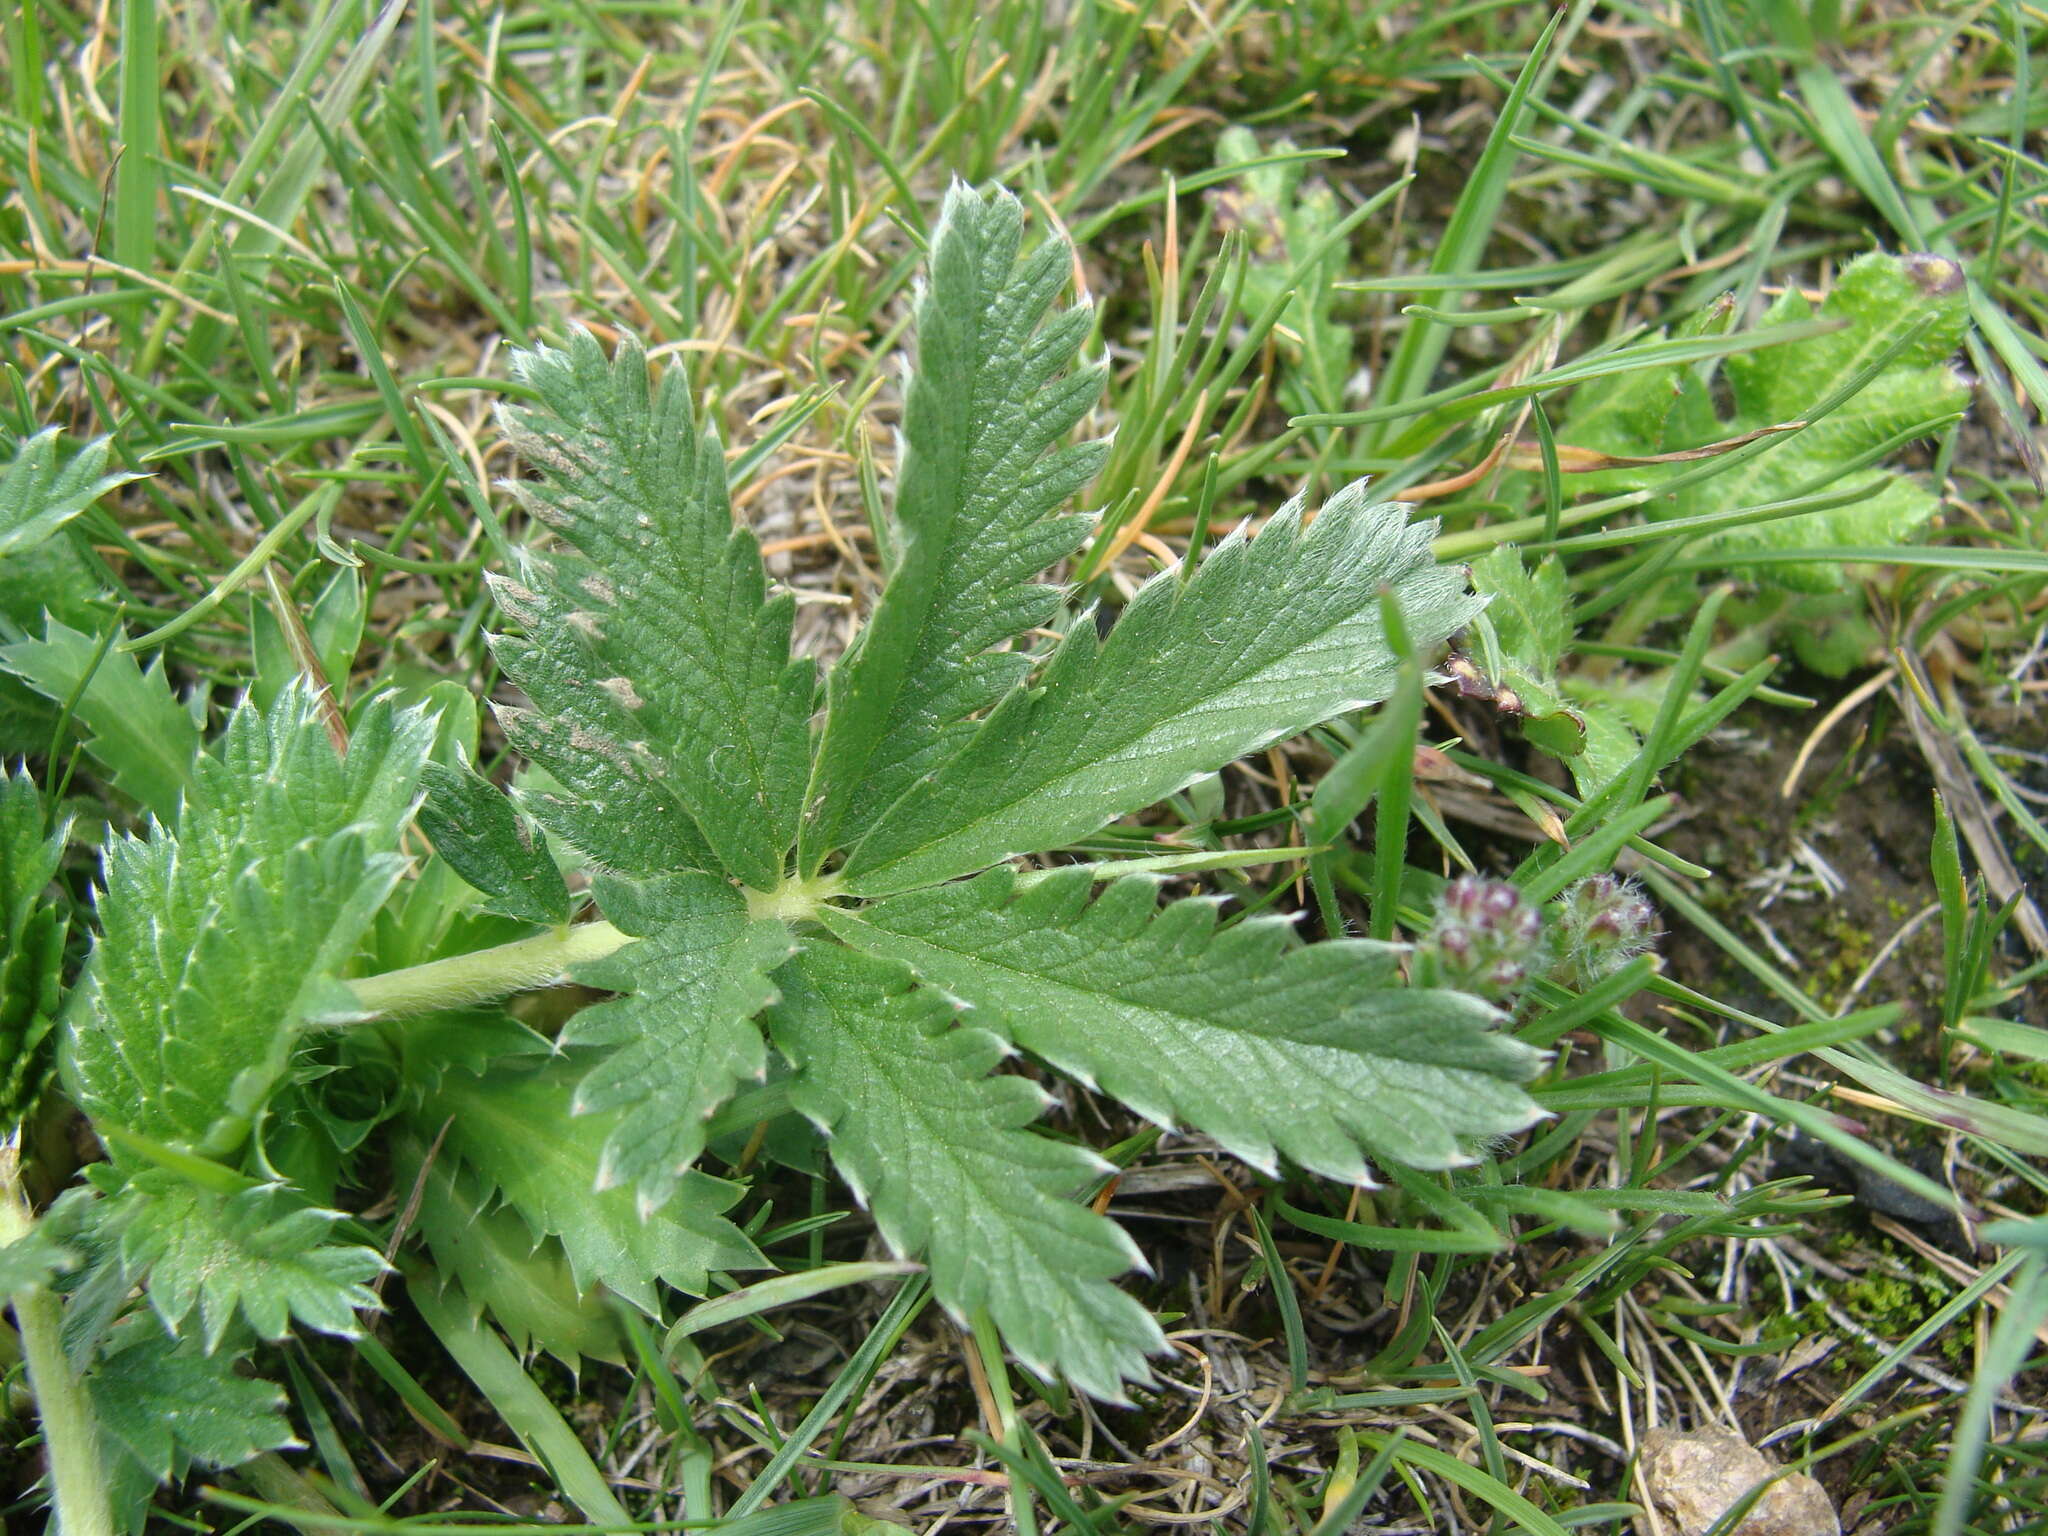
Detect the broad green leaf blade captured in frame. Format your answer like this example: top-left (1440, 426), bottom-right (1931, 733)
top-left (558, 871), bottom-right (796, 1213)
top-left (803, 183), bottom-right (1106, 867)
top-left (828, 868), bottom-right (1545, 1181)
top-left (422, 1055), bottom-right (768, 1312)
top-left (771, 941), bottom-right (1163, 1399)
top-left (89, 1316), bottom-right (296, 1483)
top-left (490, 566), bottom-right (719, 875)
top-left (493, 331), bottom-right (812, 889)
top-left (0, 430), bottom-right (137, 559)
top-left (843, 489), bottom-right (1480, 894)
top-left (0, 618), bottom-right (199, 822)
top-left (113, 1178), bottom-right (386, 1351)
top-left (416, 757), bottom-right (570, 924)
top-left (62, 685), bottom-right (432, 1157)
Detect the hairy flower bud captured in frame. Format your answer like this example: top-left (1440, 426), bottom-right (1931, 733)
top-left (1554, 874), bottom-right (1657, 982)
top-left (1426, 876), bottom-right (1546, 999)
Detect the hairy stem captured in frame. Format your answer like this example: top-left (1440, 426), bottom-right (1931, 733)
top-left (345, 921), bottom-right (634, 1018)
top-left (1, 1152), bottom-right (112, 1536)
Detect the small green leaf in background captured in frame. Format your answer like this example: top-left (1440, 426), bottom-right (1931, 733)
top-left (1466, 547), bottom-right (1587, 760)
top-left (0, 430), bottom-right (138, 560)
top-left (422, 1059), bottom-right (767, 1310)
top-left (1212, 126), bottom-right (1352, 417)
top-left (1465, 548), bottom-right (1661, 791)
top-left (0, 619), bottom-right (200, 823)
top-left (416, 756), bottom-right (570, 923)
top-left (1563, 251), bottom-right (1970, 590)
top-left (0, 1216), bottom-right (78, 1294)
top-left (407, 1149), bottom-right (633, 1368)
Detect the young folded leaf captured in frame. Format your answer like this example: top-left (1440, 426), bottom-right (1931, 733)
top-left (770, 942), bottom-right (1163, 1400)
top-left (826, 867), bottom-right (1545, 1182)
top-left (64, 684), bottom-right (433, 1159)
top-left (803, 183), bottom-right (1107, 868)
top-left (841, 482), bottom-right (1481, 894)
top-left (495, 331), bottom-right (814, 888)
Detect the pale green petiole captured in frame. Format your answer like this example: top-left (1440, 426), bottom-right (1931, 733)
top-left (344, 872), bottom-right (849, 1018)
top-left (344, 920), bottom-right (633, 1018)
top-left (1, 1148), bottom-right (113, 1536)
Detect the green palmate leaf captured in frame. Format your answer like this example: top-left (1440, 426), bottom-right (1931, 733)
top-left (63, 685), bottom-right (433, 1157)
top-left (422, 1056), bottom-right (767, 1311)
top-left (842, 487), bottom-right (1480, 894)
top-left (829, 868), bottom-right (1544, 1181)
top-left (1, 618), bottom-right (200, 822)
top-left (0, 429), bottom-right (138, 560)
top-left (494, 330), bottom-right (813, 889)
top-left (559, 871), bottom-right (796, 1211)
top-left (416, 756), bottom-right (570, 924)
top-left (1567, 252), bottom-right (1970, 591)
top-left (803, 183), bottom-right (1106, 868)
top-left (89, 1314), bottom-right (297, 1484)
top-left (1, 766), bottom-right (67, 1127)
top-left (113, 1176), bottom-right (386, 1351)
top-left (771, 942), bottom-right (1162, 1400)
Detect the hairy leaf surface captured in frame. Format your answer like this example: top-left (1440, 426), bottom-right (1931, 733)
top-left (490, 561), bottom-right (720, 876)
top-left (405, 1144), bottom-right (633, 1368)
top-left (64, 687), bottom-right (432, 1156)
top-left (843, 488), bottom-right (1480, 893)
top-left (115, 1178), bottom-right (386, 1352)
top-left (771, 942), bottom-right (1162, 1399)
top-left (417, 756), bottom-right (570, 924)
top-left (831, 868), bottom-right (1545, 1180)
top-left (804, 184), bottom-right (1105, 866)
top-left (90, 1315), bottom-right (296, 1482)
top-left (495, 332), bottom-right (812, 888)
top-left (560, 872), bottom-right (796, 1211)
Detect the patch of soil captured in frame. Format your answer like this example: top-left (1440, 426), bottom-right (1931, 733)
top-left (1657, 684), bottom-right (1946, 1031)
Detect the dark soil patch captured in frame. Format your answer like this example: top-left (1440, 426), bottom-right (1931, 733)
top-left (1659, 686), bottom-right (1946, 1030)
